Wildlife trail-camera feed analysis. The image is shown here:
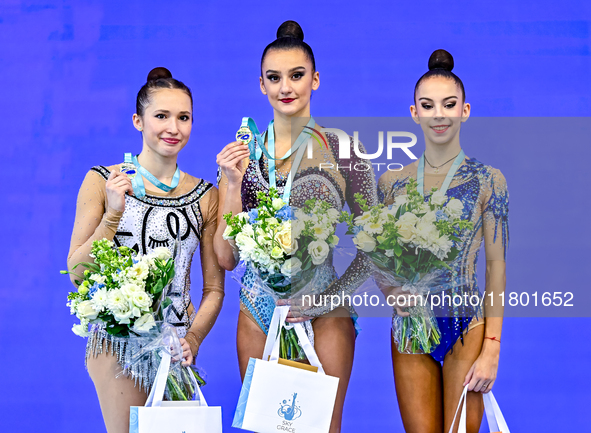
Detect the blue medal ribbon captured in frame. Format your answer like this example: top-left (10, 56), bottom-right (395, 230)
top-left (239, 117), bottom-right (315, 203)
top-left (417, 149), bottom-right (465, 196)
top-left (123, 153), bottom-right (181, 198)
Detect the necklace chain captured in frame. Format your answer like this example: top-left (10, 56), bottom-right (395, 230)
top-left (424, 152), bottom-right (461, 174)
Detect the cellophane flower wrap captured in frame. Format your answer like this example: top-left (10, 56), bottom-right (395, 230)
top-left (223, 188), bottom-right (341, 360)
top-left (341, 178), bottom-right (473, 354)
top-left (63, 239), bottom-right (205, 400)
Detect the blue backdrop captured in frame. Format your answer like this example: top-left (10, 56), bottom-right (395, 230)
top-left (1, 1), bottom-right (590, 431)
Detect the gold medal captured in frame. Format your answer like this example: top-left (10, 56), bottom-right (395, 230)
top-left (236, 126), bottom-right (253, 145)
top-left (121, 162), bottom-right (137, 179)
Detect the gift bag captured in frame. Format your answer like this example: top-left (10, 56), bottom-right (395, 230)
top-left (449, 384), bottom-right (511, 433)
top-left (232, 306), bottom-right (339, 433)
top-left (130, 351), bottom-right (222, 433)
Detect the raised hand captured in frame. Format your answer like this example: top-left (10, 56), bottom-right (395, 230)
top-left (216, 141), bottom-right (251, 186)
top-left (105, 170), bottom-right (134, 212)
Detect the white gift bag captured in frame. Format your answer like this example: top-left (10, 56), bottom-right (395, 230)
top-left (449, 384), bottom-right (511, 433)
top-left (129, 351), bottom-right (222, 433)
top-left (232, 306), bottom-right (339, 433)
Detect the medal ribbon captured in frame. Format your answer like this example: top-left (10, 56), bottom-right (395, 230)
top-left (239, 117), bottom-right (315, 203)
top-left (417, 150), bottom-right (465, 196)
top-left (124, 153), bottom-right (181, 198)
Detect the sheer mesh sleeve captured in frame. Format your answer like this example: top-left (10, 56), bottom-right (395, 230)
top-left (304, 138), bottom-right (379, 316)
top-left (482, 168), bottom-right (509, 261)
top-left (67, 169), bottom-right (122, 286)
top-left (185, 187), bottom-right (225, 355)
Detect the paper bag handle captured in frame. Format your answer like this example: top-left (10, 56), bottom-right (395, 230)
top-left (262, 306), bottom-right (326, 374)
top-left (449, 385), bottom-right (510, 433)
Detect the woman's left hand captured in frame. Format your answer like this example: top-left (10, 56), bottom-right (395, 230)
top-left (463, 342), bottom-right (500, 393)
top-left (178, 337), bottom-right (193, 367)
top-left (277, 299), bottom-right (313, 323)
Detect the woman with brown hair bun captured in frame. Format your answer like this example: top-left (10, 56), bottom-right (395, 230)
top-left (378, 49), bottom-right (509, 433)
top-left (214, 20), bottom-right (378, 432)
top-left (67, 67), bottom-right (224, 433)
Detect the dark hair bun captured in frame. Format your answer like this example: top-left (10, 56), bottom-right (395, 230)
top-left (147, 67), bottom-right (172, 82)
top-left (277, 20), bottom-right (304, 40)
top-left (428, 49), bottom-right (454, 72)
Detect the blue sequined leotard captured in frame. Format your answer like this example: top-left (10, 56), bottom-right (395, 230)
top-left (378, 156), bottom-right (509, 362)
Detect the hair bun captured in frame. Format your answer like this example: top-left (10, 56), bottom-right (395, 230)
top-left (276, 20), bottom-right (304, 40)
top-left (428, 49), bottom-right (454, 72)
top-left (147, 67), bottom-right (172, 82)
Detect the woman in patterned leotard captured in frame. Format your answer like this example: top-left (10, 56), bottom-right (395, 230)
top-left (378, 50), bottom-right (509, 433)
top-left (213, 21), bottom-right (377, 432)
top-left (67, 68), bottom-right (224, 433)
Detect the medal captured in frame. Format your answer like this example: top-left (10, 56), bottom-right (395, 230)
top-left (120, 162), bottom-right (137, 179)
top-left (236, 125), bottom-right (253, 145)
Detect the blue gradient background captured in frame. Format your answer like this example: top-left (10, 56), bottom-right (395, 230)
top-left (1, 1), bottom-right (590, 431)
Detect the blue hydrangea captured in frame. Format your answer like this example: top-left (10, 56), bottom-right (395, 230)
top-left (435, 210), bottom-right (448, 221)
top-left (352, 225), bottom-right (362, 235)
top-left (248, 209), bottom-right (259, 224)
top-left (88, 282), bottom-right (104, 298)
top-left (276, 205), bottom-right (294, 221)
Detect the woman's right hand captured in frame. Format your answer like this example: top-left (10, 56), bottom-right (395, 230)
top-left (216, 141), bottom-right (251, 186)
top-left (105, 170), bottom-right (134, 212)
top-left (383, 285), bottom-right (418, 317)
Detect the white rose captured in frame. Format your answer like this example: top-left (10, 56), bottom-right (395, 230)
top-left (394, 195), bottom-right (409, 207)
top-left (112, 302), bottom-right (134, 324)
top-left (398, 211), bottom-right (419, 225)
top-left (280, 256), bottom-right (300, 277)
top-left (326, 208), bottom-right (340, 221)
top-left (76, 300), bottom-right (99, 320)
top-left (89, 274), bottom-right (107, 285)
top-left (308, 240), bottom-right (330, 265)
top-left (132, 313), bottom-right (156, 334)
top-left (353, 231), bottom-right (377, 253)
top-left (276, 227), bottom-right (296, 255)
top-left (291, 219), bottom-right (305, 239)
top-left (222, 224), bottom-right (234, 240)
top-left (72, 322), bottom-right (90, 337)
top-left (242, 224), bottom-right (255, 237)
top-left (121, 282), bottom-right (142, 297)
top-left (421, 211), bottom-right (437, 224)
top-left (272, 198), bottom-right (285, 210)
top-left (236, 212), bottom-right (250, 223)
top-left (415, 220), bottom-right (439, 244)
top-left (431, 190), bottom-right (447, 206)
top-left (153, 246), bottom-right (172, 261)
top-left (270, 246), bottom-right (284, 259)
top-left (444, 198), bottom-right (464, 219)
top-left (132, 291), bottom-right (153, 311)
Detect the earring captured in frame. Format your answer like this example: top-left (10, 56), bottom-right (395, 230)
top-left (139, 127), bottom-right (143, 131)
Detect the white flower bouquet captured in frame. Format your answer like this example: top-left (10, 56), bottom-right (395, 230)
top-left (63, 239), bottom-right (205, 400)
top-left (223, 188), bottom-right (340, 360)
top-left (342, 178), bottom-right (473, 354)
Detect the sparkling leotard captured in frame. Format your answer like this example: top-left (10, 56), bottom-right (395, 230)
top-left (378, 156), bottom-right (509, 361)
top-left (68, 164), bottom-right (224, 391)
top-left (219, 131), bottom-right (378, 333)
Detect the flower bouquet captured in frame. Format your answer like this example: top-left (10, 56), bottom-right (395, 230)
top-left (341, 178), bottom-right (473, 354)
top-left (63, 239), bottom-right (205, 400)
top-left (223, 188), bottom-right (340, 360)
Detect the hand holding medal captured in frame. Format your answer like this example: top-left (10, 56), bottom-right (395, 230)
top-left (216, 118), bottom-right (258, 186)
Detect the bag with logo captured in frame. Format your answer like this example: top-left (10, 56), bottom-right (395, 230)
top-left (232, 306), bottom-right (340, 433)
top-left (129, 350), bottom-right (222, 433)
top-left (449, 384), bottom-right (511, 433)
